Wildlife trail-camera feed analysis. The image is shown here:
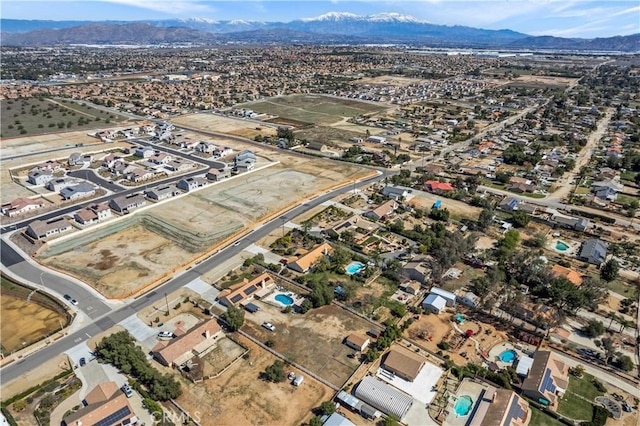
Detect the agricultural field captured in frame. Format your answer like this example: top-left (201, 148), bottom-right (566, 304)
top-left (0, 276), bottom-right (69, 354)
top-left (0, 98), bottom-right (129, 138)
top-left (239, 94), bottom-right (387, 126)
top-left (176, 334), bottom-right (333, 426)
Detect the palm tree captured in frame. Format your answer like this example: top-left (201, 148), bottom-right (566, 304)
top-left (607, 311), bottom-right (619, 330)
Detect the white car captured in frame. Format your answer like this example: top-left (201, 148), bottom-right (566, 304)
top-left (262, 322), bottom-right (276, 332)
top-left (157, 331), bottom-right (174, 340)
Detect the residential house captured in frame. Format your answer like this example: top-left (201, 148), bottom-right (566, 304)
top-left (401, 281), bottom-right (421, 295)
top-left (521, 351), bottom-right (569, 410)
top-left (46, 178), bottom-right (72, 192)
top-left (429, 287), bottom-right (457, 307)
top-left (109, 193), bottom-right (146, 213)
top-left (1, 197), bottom-right (45, 217)
top-left (32, 160), bottom-right (62, 172)
top-left (26, 217), bottom-right (73, 240)
top-left (354, 376), bottom-right (413, 420)
top-left (27, 169), bottom-right (54, 185)
top-left (177, 177), bottom-right (208, 192)
top-left (380, 185), bottom-right (410, 201)
top-left (134, 146), bottom-right (155, 158)
top-left (213, 146), bottom-right (233, 158)
top-left (382, 346), bottom-right (426, 382)
top-left (195, 142), bottom-right (216, 153)
top-left (236, 150), bottom-right (257, 163)
top-left (206, 167), bottom-right (231, 181)
top-left (402, 258), bottom-right (431, 284)
top-left (423, 180), bottom-right (455, 192)
top-left (550, 215), bottom-right (590, 232)
top-left (498, 197), bottom-right (520, 212)
top-left (101, 153), bottom-right (123, 168)
top-left (60, 183), bottom-right (96, 200)
top-left (218, 273), bottom-right (274, 307)
top-left (345, 333), bottom-right (370, 352)
top-left (165, 159), bottom-right (193, 172)
top-left (307, 141), bottom-right (328, 152)
top-left (149, 153), bottom-right (171, 165)
top-left (591, 179), bottom-right (623, 201)
top-left (364, 200), bottom-right (398, 221)
top-left (152, 319), bottom-right (222, 368)
top-left (551, 264), bottom-right (583, 286)
top-left (287, 242), bottom-right (333, 273)
top-left (68, 153), bottom-right (92, 167)
top-left (509, 182), bottom-right (537, 193)
top-left (458, 291), bottom-right (479, 308)
top-left (367, 136), bottom-right (386, 144)
top-left (74, 203), bottom-right (111, 225)
top-left (145, 184), bottom-right (181, 201)
top-left (62, 382), bottom-right (136, 426)
top-left (125, 167), bottom-right (155, 183)
top-left (578, 239), bottom-right (608, 266)
top-left (235, 159), bottom-right (255, 173)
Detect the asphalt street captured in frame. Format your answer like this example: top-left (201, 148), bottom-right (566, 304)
top-left (0, 170), bottom-right (387, 383)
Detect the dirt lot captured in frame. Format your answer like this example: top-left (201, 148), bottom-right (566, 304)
top-left (176, 333), bottom-right (333, 426)
top-left (243, 303), bottom-right (370, 387)
top-left (172, 113), bottom-right (278, 140)
top-left (1, 292), bottom-right (67, 354)
top-left (357, 75), bottom-right (426, 87)
top-left (239, 94), bottom-right (387, 126)
top-left (407, 190), bottom-right (481, 219)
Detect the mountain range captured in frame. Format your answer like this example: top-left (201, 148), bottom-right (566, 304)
top-left (1, 13), bottom-right (638, 51)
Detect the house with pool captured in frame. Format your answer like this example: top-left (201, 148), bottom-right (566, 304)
top-left (217, 273), bottom-right (275, 307)
top-left (443, 378), bottom-right (531, 426)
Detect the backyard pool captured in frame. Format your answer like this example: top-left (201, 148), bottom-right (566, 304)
top-left (498, 349), bottom-right (517, 363)
top-left (275, 294), bottom-right (294, 306)
top-left (556, 241), bottom-right (570, 251)
top-left (454, 313), bottom-right (466, 324)
top-left (345, 261), bottom-right (365, 275)
top-left (454, 395), bottom-right (474, 416)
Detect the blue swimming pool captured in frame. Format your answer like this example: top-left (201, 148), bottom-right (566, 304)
top-left (499, 349), bottom-right (517, 363)
top-left (454, 313), bottom-right (466, 324)
top-left (556, 241), bottom-right (570, 251)
top-left (345, 261), bottom-right (365, 275)
top-left (275, 294), bottom-right (294, 306)
top-left (454, 395), bottom-right (473, 416)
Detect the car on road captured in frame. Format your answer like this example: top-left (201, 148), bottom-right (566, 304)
top-left (63, 294), bottom-right (79, 305)
top-left (262, 322), bottom-right (275, 332)
top-left (233, 241), bottom-right (241, 247)
top-left (121, 384), bottom-right (134, 398)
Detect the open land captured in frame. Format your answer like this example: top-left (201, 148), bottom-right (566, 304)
top-left (0, 98), bottom-right (130, 139)
top-left (176, 333), bottom-right (333, 426)
top-left (0, 278), bottom-right (69, 354)
top-left (243, 303), bottom-right (370, 387)
top-left (239, 94), bottom-right (387, 126)
top-left (172, 113), bottom-right (279, 140)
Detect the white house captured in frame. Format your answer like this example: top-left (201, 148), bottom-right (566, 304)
top-left (458, 291), bottom-right (479, 308)
top-left (429, 287), bottom-right (457, 307)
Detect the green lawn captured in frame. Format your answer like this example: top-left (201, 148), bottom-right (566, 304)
top-left (620, 171), bottom-right (637, 182)
top-left (529, 407), bottom-right (563, 426)
top-left (616, 194), bottom-right (637, 205)
top-left (568, 373), bottom-right (606, 400)
top-left (575, 187), bottom-right (591, 195)
top-left (557, 391), bottom-right (594, 420)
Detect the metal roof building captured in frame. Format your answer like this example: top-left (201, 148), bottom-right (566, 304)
top-left (354, 376), bottom-right (413, 419)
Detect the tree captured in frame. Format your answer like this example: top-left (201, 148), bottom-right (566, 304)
top-left (596, 337), bottom-right (618, 364)
top-left (221, 305), bottom-right (245, 331)
top-left (276, 126), bottom-right (294, 142)
top-left (614, 355), bottom-right (634, 372)
top-left (384, 415), bottom-right (400, 426)
top-left (582, 319), bottom-right (606, 338)
top-left (510, 210), bottom-right (530, 228)
top-left (600, 259), bottom-right (619, 282)
top-left (470, 276), bottom-right (492, 301)
top-left (429, 207), bottom-right (450, 222)
top-left (478, 208), bottom-right (494, 230)
top-left (264, 360), bottom-right (286, 382)
top-left (319, 401), bottom-right (336, 416)
top-left (308, 417), bottom-right (323, 426)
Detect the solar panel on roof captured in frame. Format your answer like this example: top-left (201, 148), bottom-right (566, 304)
top-left (244, 285), bottom-right (258, 295)
top-left (93, 405), bottom-right (132, 426)
top-left (505, 395), bottom-right (527, 423)
top-left (540, 368), bottom-right (556, 394)
top-left (230, 294), bottom-right (243, 303)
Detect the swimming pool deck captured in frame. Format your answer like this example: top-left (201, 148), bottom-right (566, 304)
top-left (261, 289), bottom-right (305, 308)
top-left (443, 379), bottom-right (491, 426)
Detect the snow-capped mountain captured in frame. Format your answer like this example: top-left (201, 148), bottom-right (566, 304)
top-left (300, 12), bottom-right (361, 22)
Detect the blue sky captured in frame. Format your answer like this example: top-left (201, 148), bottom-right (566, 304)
top-left (2, 1), bottom-right (639, 38)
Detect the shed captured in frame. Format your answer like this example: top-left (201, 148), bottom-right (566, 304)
top-left (336, 390), bottom-right (360, 411)
top-left (345, 333), bottom-right (370, 352)
top-left (516, 356), bottom-right (534, 377)
top-left (429, 287), bottom-right (456, 307)
top-left (422, 293), bottom-right (447, 314)
top-left (323, 413), bottom-right (355, 426)
top-left (293, 375), bottom-right (304, 386)
top-left (458, 291), bottom-right (479, 308)
top-left (354, 376), bottom-right (413, 419)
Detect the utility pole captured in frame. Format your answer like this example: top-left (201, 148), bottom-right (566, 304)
top-left (165, 292), bottom-right (169, 315)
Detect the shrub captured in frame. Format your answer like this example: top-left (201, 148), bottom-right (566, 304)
top-left (12, 400), bottom-right (27, 412)
top-left (437, 341), bottom-right (450, 350)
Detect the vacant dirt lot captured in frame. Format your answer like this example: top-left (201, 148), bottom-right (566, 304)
top-left (172, 113), bottom-right (278, 140)
top-left (407, 190), bottom-right (481, 219)
top-left (38, 220), bottom-right (197, 298)
top-left (357, 75), bottom-right (425, 87)
top-left (244, 303), bottom-right (370, 387)
top-left (176, 334), bottom-right (333, 426)
top-left (1, 292), bottom-right (67, 354)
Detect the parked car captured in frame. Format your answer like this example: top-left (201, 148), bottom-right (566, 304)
top-left (121, 384), bottom-right (134, 398)
top-left (157, 331), bottom-right (174, 340)
top-left (233, 241), bottom-right (241, 247)
top-left (262, 322), bottom-right (275, 332)
top-left (622, 402), bottom-right (632, 412)
top-left (79, 357), bottom-right (86, 367)
top-left (63, 294), bottom-right (79, 306)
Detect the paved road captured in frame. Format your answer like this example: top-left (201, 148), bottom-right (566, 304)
top-left (0, 170), bottom-right (388, 383)
top-left (67, 169), bottom-right (124, 193)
